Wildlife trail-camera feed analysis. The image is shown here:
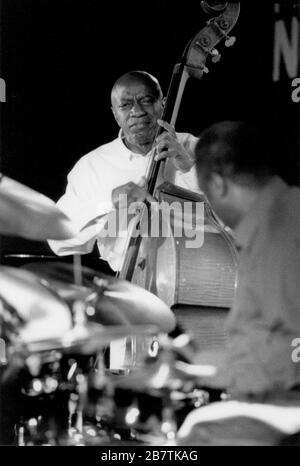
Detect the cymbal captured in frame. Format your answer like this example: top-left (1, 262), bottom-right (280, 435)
top-left (0, 175), bottom-right (77, 240)
top-left (18, 323), bottom-right (159, 356)
top-left (23, 262), bottom-right (176, 333)
top-left (0, 266), bottom-right (158, 357)
top-left (0, 266), bottom-right (73, 344)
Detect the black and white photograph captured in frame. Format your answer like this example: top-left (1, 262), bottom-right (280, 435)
top-left (0, 0), bottom-right (299, 451)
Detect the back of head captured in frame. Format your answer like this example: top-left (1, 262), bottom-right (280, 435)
top-left (111, 70), bottom-right (163, 103)
top-left (195, 121), bottom-right (275, 187)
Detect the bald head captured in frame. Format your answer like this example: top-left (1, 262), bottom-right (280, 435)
top-left (111, 71), bottom-right (163, 105)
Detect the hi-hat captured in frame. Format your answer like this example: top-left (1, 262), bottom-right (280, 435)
top-left (23, 262), bottom-right (176, 333)
top-left (0, 175), bottom-right (77, 240)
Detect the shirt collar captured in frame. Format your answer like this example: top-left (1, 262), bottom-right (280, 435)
top-left (234, 176), bottom-right (288, 250)
top-left (118, 130), bottom-right (152, 160)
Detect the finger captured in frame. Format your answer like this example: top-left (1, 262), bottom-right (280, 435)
top-left (128, 200), bottom-right (145, 213)
top-left (155, 150), bottom-right (177, 161)
top-left (155, 138), bottom-right (180, 156)
top-left (157, 119), bottom-right (176, 136)
top-left (131, 187), bottom-right (148, 201)
top-left (136, 176), bottom-right (147, 188)
top-left (127, 184), bottom-right (153, 203)
top-left (129, 190), bottom-right (155, 205)
top-left (145, 192), bottom-right (156, 203)
top-left (136, 187), bottom-right (156, 204)
top-left (155, 132), bottom-right (174, 145)
top-left (112, 195), bottom-right (128, 210)
top-left (155, 140), bottom-right (168, 153)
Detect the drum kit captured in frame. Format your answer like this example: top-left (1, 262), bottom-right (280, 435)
top-left (1, 176), bottom-right (298, 446)
top-left (0, 176), bottom-right (217, 446)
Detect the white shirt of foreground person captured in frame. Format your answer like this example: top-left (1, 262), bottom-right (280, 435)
top-left (49, 130), bottom-right (199, 371)
top-left (49, 130), bottom-right (199, 271)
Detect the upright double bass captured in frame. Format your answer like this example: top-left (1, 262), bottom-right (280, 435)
top-left (118, 3), bottom-right (240, 316)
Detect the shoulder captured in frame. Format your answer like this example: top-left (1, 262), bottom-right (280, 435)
top-left (68, 136), bottom-right (121, 177)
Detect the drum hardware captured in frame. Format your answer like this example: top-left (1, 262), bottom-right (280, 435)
top-left (0, 338), bottom-right (6, 366)
top-left (16, 415), bottom-right (57, 446)
top-left (12, 350), bottom-right (112, 446)
top-left (110, 337), bottom-right (213, 443)
top-left (11, 327), bottom-right (162, 446)
top-left (0, 261), bottom-right (228, 446)
top-left (11, 333), bottom-right (158, 441)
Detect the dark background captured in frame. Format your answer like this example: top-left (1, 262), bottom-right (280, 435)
top-left (0, 0), bottom-right (299, 257)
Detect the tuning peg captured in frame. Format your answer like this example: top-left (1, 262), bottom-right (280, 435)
top-left (210, 48), bottom-right (221, 63)
top-left (225, 36), bottom-right (236, 47)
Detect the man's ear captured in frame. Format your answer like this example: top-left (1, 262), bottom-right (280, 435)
top-left (210, 173), bottom-right (228, 198)
top-left (158, 97), bottom-right (166, 119)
